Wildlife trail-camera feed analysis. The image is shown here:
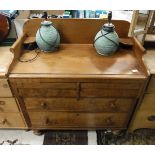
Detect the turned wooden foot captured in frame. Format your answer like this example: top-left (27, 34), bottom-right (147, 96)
top-left (33, 130), bottom-right (44, 136)
top-left (111, 129), bottom-right (126, 136)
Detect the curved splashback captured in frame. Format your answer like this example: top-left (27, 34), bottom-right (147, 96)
top-left (23, 18), bottom-right (130, 44)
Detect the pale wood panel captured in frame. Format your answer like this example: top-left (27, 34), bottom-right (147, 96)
top-left (129, 112), bottom-right (155, 130)
top-left (0, 79), bottom-right (12, 97)
top-left (0, 98), bottom-right (19, 112)
top-left (0, 47), bottom-right (14, 77)
top-left (134, 94), bottom-right (155, 113)
top-left (10, 44), bottom-right (145, 76)
top-left (29, 112), bottom-right (128, 129)
top-left (0, 113), bottom-right (26, 128)
top-left (23, 19), bottom-right (130, 43)
top-left (147, 75), bottom-right (155, 93)
top-left (144, 49), bottom-right (155, 74)
top-left (25, 98), bottom-right (134, 113)
top-left (129, 94), bottom-right (155, 131)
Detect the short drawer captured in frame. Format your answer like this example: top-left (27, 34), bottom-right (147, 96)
top-left (11, 78), bottom-right (77, 89)
top-left (0, 79), bottom-right (12, 97)
top-left (147, 75), bottom-right (155, 93)
top-left (81, 81), bottom-right (143, 90)
top-left (18, 88), bottom-right (77, 97)
top-left (0, 98), bottom-right (19, 112)
top-left (81, 89), bottom-right (139, 98)
top-left (25, 98), bottom-right (134, 113)
top-left (0, 113), bottom-right (25, 128)
top-left (29, 112), bottom-right (129, 129)
top-left (81, 81), bottom-right (143, 97)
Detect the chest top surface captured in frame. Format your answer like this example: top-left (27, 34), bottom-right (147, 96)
top-left (10, 44), bottom-right (144, 76)
top-left (9, 19), bottom-right (148, 79)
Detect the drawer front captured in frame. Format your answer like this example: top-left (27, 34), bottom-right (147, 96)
top-left (25, 98), bottom-right (134, 113)
top-left (147, 75), bottom-right (155, 93)
top-left (81, 89), bottom-right (139, 97)
top-left (0, 98), bottom-right (19, 112)
top-left (0, 113), bottom-right (25, 128)
top-left (130, 112), bottom-right (155, 129)
top-left (138, 94), bottom-right (155, 112)
top-left (11, 79), bottom-right (144, 98)
top-left (0, 79), bottom-right (12, 97)
top-left (18, 88), bottom-right (77, 97)
top-left (14, 81), bottom-right (77, 89)
top-left (130, 94), bottom-right (155, 130)
top-left (29, 112), bottom-right (128, 128)
top-left (81, 81), bottom-right (143, 90)
top-left (81, 82), bottom-right (142, 97)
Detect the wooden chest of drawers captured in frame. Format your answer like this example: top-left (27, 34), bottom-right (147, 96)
top-left (10, 78), bottom-right (145, 130)
top-left (8, 19), bottom-right (149, 131)
top-left (0, 79), bottom-right (25, 128)
top-left (0, 47), bottom-right (26, 129)
top-left (129, 75), bottom-right (155, 131)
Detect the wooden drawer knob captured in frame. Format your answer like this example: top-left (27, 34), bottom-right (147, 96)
top-left (148, 116), bottom-right (155, 121)
top-left (0, 101), bottom-right (5, 111)
top-left (45, 117), bottom-right (49, 125)
top-left (2, 84), bottom-right (8, 88)
top-left (110, 102), bottom-right (118, 110)
top-left (40, 102), bottom-right (47, 109)
top-left (0, 101), bottom-right (5, 105)
top-left (0, 118), bottom-right (7, 125)
top-left (105, 117), bottom-right (113, 126)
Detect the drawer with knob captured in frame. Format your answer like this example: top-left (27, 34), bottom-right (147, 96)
top-left (28, 112), bottom-right (129, 129)
top-left (24, 98), bottom-right (135, 113)
top-left (0, 79), bottom-right (12, 97)
top-left (0, 98), bottom-right (19, 112)
top-left (0, 113), bottom-right (25, 128)
top-left (129, 94), bottom-right (155, 130)
top-left (130, 112), bottom-right (155, 129)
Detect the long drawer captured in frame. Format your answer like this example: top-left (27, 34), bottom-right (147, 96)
top-left (12, 79), bottom-right (144, 97)
top-left (0, 113), bottom-right (25, 128)
top-left (29, 112), bottom-right (129, 129)
top-left (0, 98), bottom-right (19, 112)
top-left (0, 79), bottom-right (12, 97)
top-left (10, 78), bottom-right (144, 88)
top-left (24, 98), bottom-right (134, 113)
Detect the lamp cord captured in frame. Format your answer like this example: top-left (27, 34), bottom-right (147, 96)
top-left (18, 48), bottom-right (40, 63)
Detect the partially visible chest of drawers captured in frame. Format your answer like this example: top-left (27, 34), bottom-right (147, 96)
top-left (129, 75), bottom-right (155, 131)
top-left (10, 78), bottom-right (145, 130)
top-left (0, 79), bottom-right (26, 128)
